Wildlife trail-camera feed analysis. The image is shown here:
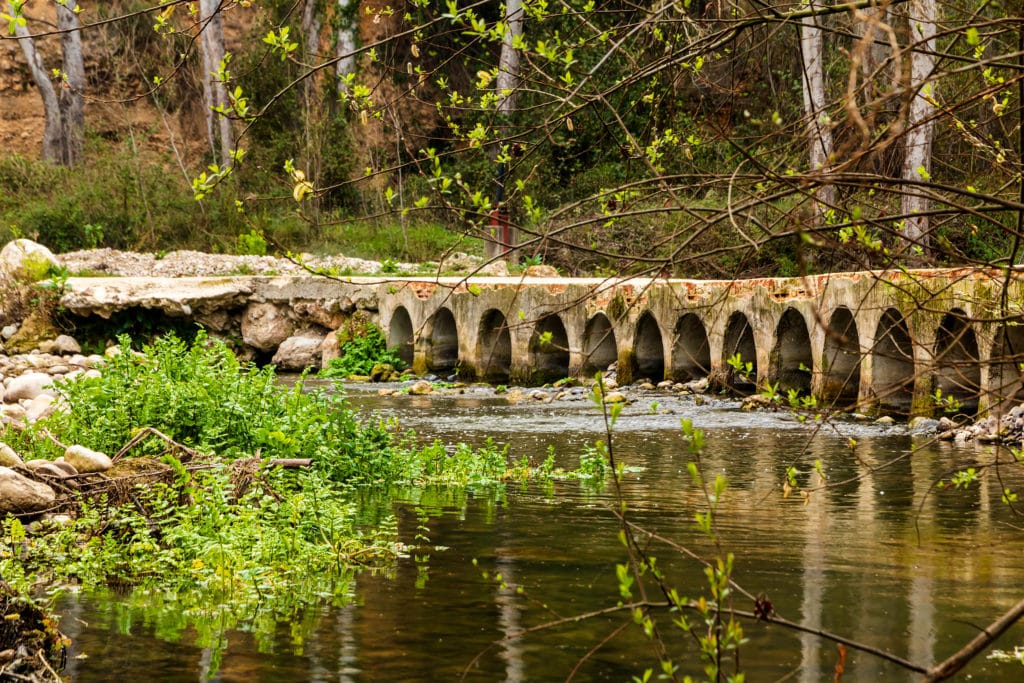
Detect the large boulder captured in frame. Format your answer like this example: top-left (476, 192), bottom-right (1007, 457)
top-left (0, 466), bottom-right (56, 515)
top-left (3, 372), bottom-right (54, 403)
top-left (63, 445), bottom-right (112, 474)
top-left (272, 330), bottom-right (327, 371)
top-left (241, 302), bottom-right (296, 352)
top-left (0, 239), bottom-right (60, 281)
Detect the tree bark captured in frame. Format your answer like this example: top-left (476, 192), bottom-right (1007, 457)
top-left (800, 0), bottom-right (834, 216)
top-left (336, 0), bottom-right (357, 90)
top-left (11, 3), bottom-right (61, 164)
top-left (199, 0), bottom-right (234, 168)
top-left (56, 0), bottom-right (85, 167)
top-left (496, 0), bottom-right (523, 115)
top-left (901, 0), bottom-right (937, 254)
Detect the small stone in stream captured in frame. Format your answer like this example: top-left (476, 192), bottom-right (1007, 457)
top-left (638, 382), bottom-right (656, 390)
top-left (657, 380), bottom-right (674, 390)
top-left (63, 445), bottom-right (113, 473)
top-left (682, 377), bottom-right (709, 393)
top-left (370, 363), bottom-right (395, 382)
top-left (603, 391), bottom-right (627, 404)
top-left (874, 416), bottom-right (895, 425)
top-left (529, 390), bottom-right (550, 401)
top-left (408, 380), bottom-right (433, 395)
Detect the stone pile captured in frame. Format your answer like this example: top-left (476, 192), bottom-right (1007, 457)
top-left (936, 405), bottom-right (1024, 445)
top-left (0, 299), bottom-right (114, 516)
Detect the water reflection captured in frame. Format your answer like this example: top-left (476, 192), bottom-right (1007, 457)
top-left (57, 387), bottom-right (1024, 681)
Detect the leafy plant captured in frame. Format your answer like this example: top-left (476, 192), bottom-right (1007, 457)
top-left (320, 324), bottom-right (406, 379)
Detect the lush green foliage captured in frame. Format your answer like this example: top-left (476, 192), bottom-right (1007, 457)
top-left (13, 332), bottom-right (393, 483)
top-left (0, 334), bottom-right (608, 675)
top-left (321, 325), bottom-right (407, 379)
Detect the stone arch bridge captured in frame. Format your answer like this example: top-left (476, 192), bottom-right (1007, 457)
top-left (60, 268), bottom-right (1024, 416)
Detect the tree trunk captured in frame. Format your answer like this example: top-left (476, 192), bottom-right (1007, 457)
top-left (486, 0), bottom-right (524, 261)
top-left (12, 3), bottom-right (61, 164)
top-left (496, 0), bottom-right (523, 115)
top-left (901, 0), bottom-right (937, 254)
top-left (56, 0), bottom-right (85, 167)
top-left (336, 0), bottom-right (357, 89)
top-left (800, 0), bottom-right (834, 216)
top-left (199, 0), bottom-right (234, 168)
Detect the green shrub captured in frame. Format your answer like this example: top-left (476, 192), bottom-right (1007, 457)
top-left (38, 332), bottom-right (397, 483)
top-left (321, 324), bottom-right (407, 378)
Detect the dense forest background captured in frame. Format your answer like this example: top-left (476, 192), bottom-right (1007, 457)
top-left (0, 0), bottom-right (1021, 277)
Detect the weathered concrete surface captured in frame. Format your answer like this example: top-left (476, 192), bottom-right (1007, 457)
top-left (58, 268), bottom-right (1024, 416)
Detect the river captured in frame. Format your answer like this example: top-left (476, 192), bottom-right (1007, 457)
top-left (56, 384), bottom-right (1024, 681)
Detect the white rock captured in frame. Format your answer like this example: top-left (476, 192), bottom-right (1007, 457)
top-left (63, 445), bottom-right (113, 473)
top-left (0, 442), bottom-right (23, 467)
top-left (52, 334), bottom-right (81, 355)
top-left (321, 331), bottom-right (342, 366)
top-left (0, 466), bottom-right (56, 514)
top-left (0, 239), bottom-right (60, 280)
top-left (0, 403), bottom-right (27, 422)
top-left (4, 372), bottom-right (54, 403)
top-left (25, 394), bottom-right (55, 422)
top-left (0, 324), bottom-right (17, 340)
top-left (271, 331), bottom-right (327, 371)
top-left (242, 302), bottom-right (296, 352)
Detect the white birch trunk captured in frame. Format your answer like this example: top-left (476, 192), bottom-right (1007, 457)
top-left (12, 3), bottom-right (61, 163)
top-left (496, 0), bottom-right (524, 115)
top-left (199, 0), bottom-right (234, 168)
top-left (901, 0), bottom-right (937, 252)
top-left (800, 0), bottom-right (834, 213)
top-left (56, 0), bottom-right (85, 167)
top-left (302, 0), bottom-right (321, 60)
top-left (336, 0), bottom-right (357, 90)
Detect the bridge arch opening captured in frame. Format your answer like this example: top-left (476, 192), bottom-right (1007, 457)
top-left (723, 312), bottom-right (758, 393)
top-left (633, 312), bottom-right (665, 382)
top-left (530, 314), bottom-right (570, 384)
top-left (478, 309), bottom-right (512, 383)
top-left (671, 313), bottom-right (710, 381)
top-left (388, 306), bottom-right (414, 368)
top-left (771, 308), bottom-right (812, 394)
top-left (934, 309), bottom-right (980, 415)
top-left (821, 307), bottom-right (860, 407)
top-left (872, 309), bottom-right (915, 413)
top-left (990, 322), bottom-right (1024, 410)
top-left (583, 313), bottom-right (617, 376)
top-left (426, 307), bottom-right (459, 374)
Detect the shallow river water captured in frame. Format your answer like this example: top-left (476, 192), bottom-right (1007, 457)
top-left (57, 385), bottom-right (1024, 681)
